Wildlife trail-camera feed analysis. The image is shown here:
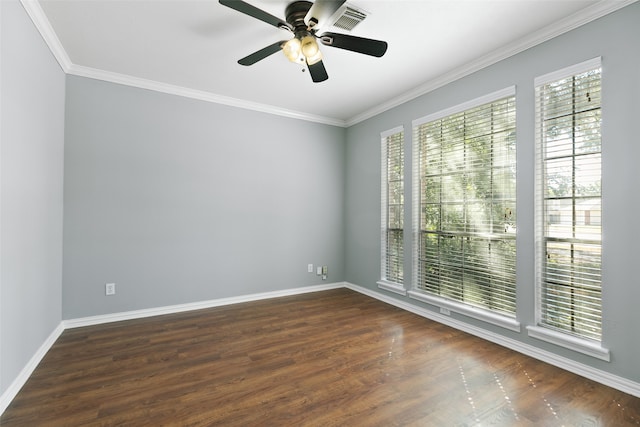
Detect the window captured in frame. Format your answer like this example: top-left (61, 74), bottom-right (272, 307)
top-left (379, 127), bottom-right (405, 293)
top-left (411, 88), bottom-right (517, 323)
top-left (533, 58), bottom-right (603, 346)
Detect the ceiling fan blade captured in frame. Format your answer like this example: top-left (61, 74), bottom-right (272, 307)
top-left (219, 0), bottom-right (291, 31)
top-left (307, 60), bottom-right (329, 83)
top-left (319, 32), bottom-right (388, 57)
top-left (305, 0), bottom-right (346, 29)
top-left (238, 41), bottom-right (287, 66)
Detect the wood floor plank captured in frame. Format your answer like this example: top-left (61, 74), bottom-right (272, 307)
top-left (2, 288), bottom-right (639, 426)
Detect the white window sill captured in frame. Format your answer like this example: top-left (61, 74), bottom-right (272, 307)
top-left (407, 290), bottom-right (521, 332)
top-left (527, 325), bottom-right (610, 362)
top-left (377, 280), bottom-right (407, 296)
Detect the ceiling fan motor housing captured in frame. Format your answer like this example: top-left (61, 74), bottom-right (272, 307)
top-left (285, 1), bottom-right (314, 31)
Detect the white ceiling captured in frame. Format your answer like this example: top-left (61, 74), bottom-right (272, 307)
top-left (32, 0), bottom-right (631, 125)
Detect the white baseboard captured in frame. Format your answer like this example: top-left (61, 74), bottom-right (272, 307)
top-left (0, 322), bottom-right (65, 415)
top-left (3, 280), bottom-right (638, 418)
top-left (63, 282), bottom-right (345, 329)
top-left (344, 282), bottom-right (640, 399)
top-left (0, 282), bottom-right (343, 416)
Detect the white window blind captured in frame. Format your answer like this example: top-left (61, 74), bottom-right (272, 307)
top-left (381, 127), bottom-right (404, 285)
top-left (535, 58), bottom-right (602, 342)
top-left (413, 90), bottom-right (517, 317)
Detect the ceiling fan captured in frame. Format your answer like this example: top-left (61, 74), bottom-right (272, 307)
top-left (219, 0), bottom-right (388, 82)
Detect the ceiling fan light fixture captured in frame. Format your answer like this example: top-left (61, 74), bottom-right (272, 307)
top-left (300, 34), bottom-right (319, 58)
top-left (283, 38), bottom-right (302, 63)
top-left (306, 49), bottom-right (323, 65)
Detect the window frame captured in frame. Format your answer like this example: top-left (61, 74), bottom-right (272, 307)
top-left (378, 126), bottom-right (407, 295)
top-left (409, 87), bottom-right (520, 332)
top-left (528, 57), bottom-right (609, 361)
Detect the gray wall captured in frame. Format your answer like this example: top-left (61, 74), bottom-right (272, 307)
top-left (62, 76), bottom-right (346, 319)
top-left (345, 3), bottom-right (640, 382)
top-left (0, 0), bottom-right (65, 396)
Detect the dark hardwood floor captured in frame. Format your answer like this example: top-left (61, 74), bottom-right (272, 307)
top-left (2, 288), bottom-right (639, 426)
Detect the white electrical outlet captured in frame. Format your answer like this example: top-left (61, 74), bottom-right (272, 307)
top-left (440, 307), bottom-right (450, 316)
top-left (105, 283), bottom-right (116, 296)
top-left (316, 266), bottom-right (322, 275)
top-left (308, 263), bottom-right (314, 273)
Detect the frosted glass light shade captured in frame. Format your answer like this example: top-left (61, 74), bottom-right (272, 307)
top-left (283, 38), bottom-right (302, 63)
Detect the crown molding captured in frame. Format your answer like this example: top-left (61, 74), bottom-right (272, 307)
top-left (345, 0), bottom-right (638, 126)
top-left (19, 0), bottom-right (347, 127)
top-left (20, 0), bottom-right (72, 72)
top-left (20, 0), bottom-right (636, 129)
top-left (66, 64), bottom-right (347, 127)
